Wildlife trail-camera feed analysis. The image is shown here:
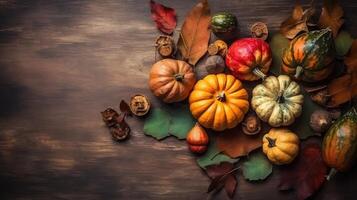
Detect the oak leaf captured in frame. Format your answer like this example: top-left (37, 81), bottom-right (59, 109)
top-left (177, 0), bottom-right (211, 65)
top-left (150, 0), bottom-right (177, 35)
top-left (327, 40), bottom-right (357, 107)
top-left (216, 126), bottom-right (264, 158)
top-left (279, 138), bottom-right (328, 200)
top-left (318, 0), bottom-right (344, 38)
top-left (280, 2), bottom-right (314, 39)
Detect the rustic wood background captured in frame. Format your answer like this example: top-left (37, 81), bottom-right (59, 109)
top-left (0, 0), bottom-right (356, 199)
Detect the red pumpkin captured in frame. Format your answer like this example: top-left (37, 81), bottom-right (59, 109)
top-left (186, 123), bottom-right (209, 154)
top-left (226, 38), bottom-right (272, 81)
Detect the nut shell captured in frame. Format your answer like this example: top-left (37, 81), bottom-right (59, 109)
top-left (130, 94), bottom-right (151, 116)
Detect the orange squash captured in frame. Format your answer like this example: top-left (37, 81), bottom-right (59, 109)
top-left (149, 59), bottom-right (196, 103)
top-left (189, 74), bottom-right (249, 131)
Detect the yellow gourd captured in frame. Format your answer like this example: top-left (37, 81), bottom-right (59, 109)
top-left (262, 128), bottom-right (299, 165)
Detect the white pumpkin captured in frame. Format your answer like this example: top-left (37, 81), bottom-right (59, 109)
top-left (251, 75), bottom-right (304, 127)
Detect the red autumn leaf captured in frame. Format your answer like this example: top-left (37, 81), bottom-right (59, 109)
top-left (206, 162), bottom-right (238, 199)
top-left (150, 0), bottom-right (177, 35)
top-left (279, 138), bottom-right (328, 200)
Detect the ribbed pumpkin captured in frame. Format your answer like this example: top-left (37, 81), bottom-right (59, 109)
top-left (226, 38), bottom-right (272, 81)
top-left (149, 59), bottom-right (196, 103)
top-left (189, 73), bottom-right (249, 131)
top-left (322, 108), bottom-right (357, 173)
top-left (282, 28), bottom-right (335, 82)
top-left (262, 128), bottom-right (300, 165)
top-left (251, 75), bottom-right (304, 127)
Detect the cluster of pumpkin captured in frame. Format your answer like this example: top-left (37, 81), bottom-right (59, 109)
top-left (148, 12), bottom-right (357, 171)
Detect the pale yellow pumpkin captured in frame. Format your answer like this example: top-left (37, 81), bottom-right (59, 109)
top-left (189, 74), bottom-right (249, 131)
top-left (251, 75), bottom-right (303, 127)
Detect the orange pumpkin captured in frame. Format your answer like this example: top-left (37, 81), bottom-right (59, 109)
top-left (189, 74), bottom-right (249, 131)
top-left (149, 59), bottom-right (196, 103)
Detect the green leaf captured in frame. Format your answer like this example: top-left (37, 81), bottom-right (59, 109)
top-left (197, 141), bottom-right (238, 169)
top-left (242, 151), bottom-right (272, 181)
top-left (143, 108), bottom-right (171, 140)
top-left (168, 105), bottom-right (196, 139)
top-left (290, 88), bottom-right (322, 139)
top-left (269, 33), bottom-right (290, 75)
top-left (334, 31), bottom-right (354, 57)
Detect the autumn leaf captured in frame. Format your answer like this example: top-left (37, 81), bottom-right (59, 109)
top-left (206, 162), bottom-right (238, 199)
top-left (269, 33), bottom-right (290, 75)
top-left (280, 2), bottom-right (314, 39)
top-left (242, 150), bottom-right (272, 181)
top-left (279, 138), bottom-right (328, 200)
top-left (216, 126), bottom-right (264, 158)
top-left (150, 0), bottom-right (177, 35)
top-left (197, 141), bottom-right (238, 169)
top-left (177, 0), bottom-right (211, 65)
top-left (334, 31), bottom-right (354, 57)
top-left (318, 0), bottom-right (344, 38)
top-left (327, 40), bottom-right (357, 107)
top-left (143, 105), bottom-right (196, 140)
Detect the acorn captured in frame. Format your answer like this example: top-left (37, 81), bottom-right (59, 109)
top-left (186, 123), bottom-right (209, 154)
top-left (310, 109), bottom-right (333, 133)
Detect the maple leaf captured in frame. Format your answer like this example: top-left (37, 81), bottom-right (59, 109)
top-left (206, 162), bottom-right (238, 199)
top-left (216, 125), bottom-right (264, 158)
top-left (279, 138), bottom-right (328, 200)
top-left (318, 0), bottom-right (344, 38)
top-left (280, 2), bottom-right (315, 39)
top-left (150, 0), bottom-right (177, 35)
top-left (327, 40), bottom-right (357, 107)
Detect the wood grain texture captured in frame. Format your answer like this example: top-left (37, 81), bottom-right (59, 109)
top-left (0, 0), bottom-right (356, 199)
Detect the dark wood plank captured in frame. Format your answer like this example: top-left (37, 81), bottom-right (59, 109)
top-left (0, 0), bottom-right (356, 199)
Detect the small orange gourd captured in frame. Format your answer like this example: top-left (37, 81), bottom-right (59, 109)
top-left (186, 123), bottom-right (209, 154)
top-left (189, 74), bottom-right (249, 131)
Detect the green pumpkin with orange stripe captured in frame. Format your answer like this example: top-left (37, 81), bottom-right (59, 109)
top-left (322, 107), bottom-right (357, 178)
top-left (281, 29), bottom-right (335, 82)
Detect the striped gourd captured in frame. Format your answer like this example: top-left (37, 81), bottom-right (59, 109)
top-left (322, 107), bottom-right (357, 177)
top-left (281, 29), bottom-right (335, 82)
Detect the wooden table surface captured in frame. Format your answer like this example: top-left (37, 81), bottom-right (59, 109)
top-left (0, 0), bottom-right (356, 199)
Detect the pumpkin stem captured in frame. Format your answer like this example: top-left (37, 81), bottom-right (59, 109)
top-left (174, 74), bottom-right (185, 82)
top-left (276, 91), bottom-right (285, 104)
top-left (266, 136), bottom-right (276, 148)
top-left (216, 91), bottom-right (226, 102)
top-left (294, 66), bottom-right (304, 79)
top-left (326, 168), bottom-right (337, 181)
top-left (252, 67), bottom-right (266, 80)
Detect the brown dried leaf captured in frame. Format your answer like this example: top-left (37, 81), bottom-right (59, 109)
top-left (318, 0), bottom-right (344, 38)
top-left (177, 0), bottom-right (211, 65)
top-left (327, 40), bottom-right (357, 107)
top-left (280, 2), bottom-right (315, 39)
top-left (216, 126), bottom-right (264, 158)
